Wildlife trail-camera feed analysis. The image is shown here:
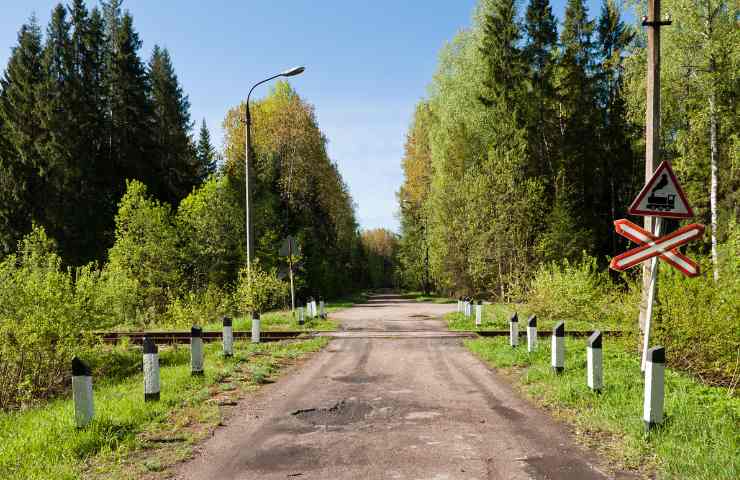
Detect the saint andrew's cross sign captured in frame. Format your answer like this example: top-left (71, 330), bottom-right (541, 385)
top-left (611, 161), bottom-right (704, 278)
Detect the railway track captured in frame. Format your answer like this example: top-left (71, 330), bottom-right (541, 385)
top-left (94, 329), bottom-right (623, 345)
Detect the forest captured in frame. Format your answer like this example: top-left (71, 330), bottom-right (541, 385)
top-left (396, 0), bottom-right (738, 384)
top-left (0, 0), bottom-right (370, 408)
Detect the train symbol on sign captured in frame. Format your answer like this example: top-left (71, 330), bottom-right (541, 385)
top-left (645, 174), bottom-right (675, 211)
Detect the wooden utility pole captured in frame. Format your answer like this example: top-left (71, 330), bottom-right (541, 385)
top-left (639, 0), bottom-right (671, 337)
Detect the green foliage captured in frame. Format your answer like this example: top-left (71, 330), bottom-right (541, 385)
top-left (164, 283), bottom-right (235, 329)
top-left (107, 180), bottom-right (182, 318)
top-left (526, 255), bottom-right (638, 330)
top-left (176, 175), bottom-right (244, 290)
top-left (235, 263), bottom-right (288, 315)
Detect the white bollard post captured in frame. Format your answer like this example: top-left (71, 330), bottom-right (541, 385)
top-left (509, 313), bottom-right (519, 347)
top-left (551, 321), bottom-right (565, 373)
top-left (457, 298), bottom-right (462, 313)
top-left (319, 299), bottom-right (325, 318)
top-left (72, 357), bottom-right (94, 428)
top-left (298, 304), bottom-right (305, 325)
top-left (222, 316), bottom-right (233, 357)
top-left (143, 337), bottom-right (160, 402)
top-left (191, 326), bottom-right (204, 376)
top-left (643, 346), bottom-right (665, 430)
top-left (587, 331), bottom-right (603, 392)
top-left (251, 313), bottom-right (261, 343)
top-left (312, 299), bottom-right (317, 318)
top-left (475, 301), bottom-right (482, 327)
top-left (527, 315), bottom-right (537, 352)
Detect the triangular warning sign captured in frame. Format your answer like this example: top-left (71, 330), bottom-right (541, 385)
top-left (628, 160), bottom-right (694, 219)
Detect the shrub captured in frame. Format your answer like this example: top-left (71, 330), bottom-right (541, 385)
top-left (165, 283), bottom-right (236, 329)
top-left (108, 180), bottom-right (182, 317)
top-left (235, 263), bottom-right (288, 315)
top-left (0, 227), bottom-right (94, 409)
top-left (526, 254), bottom-right (634, 330)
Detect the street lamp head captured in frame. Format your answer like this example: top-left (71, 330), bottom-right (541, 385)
top-left (281, 66), bottom-right (305, 77)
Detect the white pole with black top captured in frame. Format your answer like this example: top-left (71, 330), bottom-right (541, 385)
top-left (222, 316), bottom-right (233, 357)
top-left (587, 331), bottom-right (602, 392)
top-left (251, 312), bottom-right (261, 343)
top-left (551, 321), bottom-right (565, 373)
top-left (527, 315), bottom-right (537, 352)
top-left (191, 326), bottom-right (204, 376)
top-left (475, 301), bottom-right (482, 327)
top-left (72, 357), bottom-right (94, 428)
top-left (143, 337), bottom-right (160, 402)
top-left (509, 313), bottom-right (519, 347)
top-left (643, 345), bottom-right (665, 430)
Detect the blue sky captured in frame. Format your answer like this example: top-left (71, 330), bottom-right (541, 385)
top-left (1, 0), bottom-right (625, 232)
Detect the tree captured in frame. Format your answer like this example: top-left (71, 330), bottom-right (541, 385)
top-left (196, 118), bottom-right (217, 180)
top-left (0, 18), bottom-right (44, 255)
top-left (149, 45), bottom-right (197, 203)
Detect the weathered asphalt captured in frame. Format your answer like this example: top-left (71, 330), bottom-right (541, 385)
top-left (174, 294), bottom-right (630, 480)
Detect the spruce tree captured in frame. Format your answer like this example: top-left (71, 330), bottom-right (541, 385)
top-left (0, 18), bottom-right (44, 254)
top-left (149, 45), bottom-right (197, 203)
top-left (196, 118), bottom-right (217, 181)
top-left (478, 0), bottom-right (525, 111)
top-left (522, 0), bottom-right (558, 180)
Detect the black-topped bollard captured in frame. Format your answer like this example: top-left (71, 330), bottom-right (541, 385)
top-left (551, 321), bottom-right (565, 373)
top-left (475, 301), bottom-right (483, 327)
top-left (643, 346), bottom-right (665, 430)
top-left (251, 312), bottom-right (261, 343)
top-left (509, 313), bottom-right (519, 347)
top-left (72, 357), bottom-right (94, 428)
top-left (587, 331), bottom-right (602, 392)
top-left (191, 326), bottom-right (204, 376)
top-left (143, 337), bottom-right (160, 402)
top-left (222, 316), bottom-right (233, 357)
top-left (527, 315), bottom-right (537, 352)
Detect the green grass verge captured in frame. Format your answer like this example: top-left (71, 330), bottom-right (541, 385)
top-left (0, 338), bottom-right (328, 480)
top-left (466, 336), bottom-right (739, 479)
top-left (446, 303), bottom-right (626, 332)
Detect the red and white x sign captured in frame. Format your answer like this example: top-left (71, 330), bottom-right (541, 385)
top-left (610, 220), bottom-right (704, 277)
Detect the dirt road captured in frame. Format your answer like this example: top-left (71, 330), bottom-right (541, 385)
top-left (175, 294), bottom-right (623, 480)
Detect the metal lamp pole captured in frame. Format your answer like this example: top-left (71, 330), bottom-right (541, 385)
top-left (245, 66), bottom-right (305, 273)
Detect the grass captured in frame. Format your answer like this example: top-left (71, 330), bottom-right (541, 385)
top-left (466, 336), bottom-right (739, 479)
top-left (0, 338), bottom-right (328, 480)
top-left (446, 303), bottom-right (626, 332)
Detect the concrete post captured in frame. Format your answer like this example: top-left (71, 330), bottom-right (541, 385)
top-left (475, 301), bottom-right (482, 327)
top-left (222, 316), bottom-right (233, 357)
top-left (551, 321), bottom-right (565, 373)
top-left (587, 331), bottom-right (603, 392)
top-left (143, 337), bottom-right (160, 402)
top-left (319, 299), bottom-right (325, 318)
top-left (643, 346), bottom-right (665, 430)
top-left (298, 304), bottom-right (305, 325)
top-left (527, 315), bottom-right (537, 352)
top-left (72, 357), bottom-right (94, 428)
top-left (191, 326), bottom-right (204, 376)
top-left (509, 313), bottom-right (519, 347)
top-left (251, 312), bottom-right (261, 343)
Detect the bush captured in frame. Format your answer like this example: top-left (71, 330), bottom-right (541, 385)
top-left (526, 254), bottom-right (637, 330)
top-left (108, 180), bottom-right (182, 317)
top-left (235, 263), bottom-right (288, 315)
top-left (0, 227), bottom-right (95, 409)
top-left (165, 283), bottom-right (236, 329)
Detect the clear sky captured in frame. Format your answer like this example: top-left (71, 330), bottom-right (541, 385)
top-left (1, 0), bottom-right (623, 232)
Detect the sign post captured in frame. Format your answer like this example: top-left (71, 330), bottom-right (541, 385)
top-left (279, 236), bottom-right (300, 319)
top-left (611, 160), bottom-right (702, 371)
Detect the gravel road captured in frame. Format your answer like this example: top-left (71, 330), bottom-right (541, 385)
top-left (174, 294), bottom-right (630, 480)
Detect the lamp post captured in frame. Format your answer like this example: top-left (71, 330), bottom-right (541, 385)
top-left (245, 66), bottom-right (305, 273)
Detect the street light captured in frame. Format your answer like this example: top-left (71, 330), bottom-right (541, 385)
top-left (244, 66), bottom-right (305, 274)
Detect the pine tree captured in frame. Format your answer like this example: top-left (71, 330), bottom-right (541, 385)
top-left (0, 18), bottom-right (44, 254)
top-left (196, 118), bottom-right (217, 181)
top-left (149, 45), bottom-right (197, 203)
